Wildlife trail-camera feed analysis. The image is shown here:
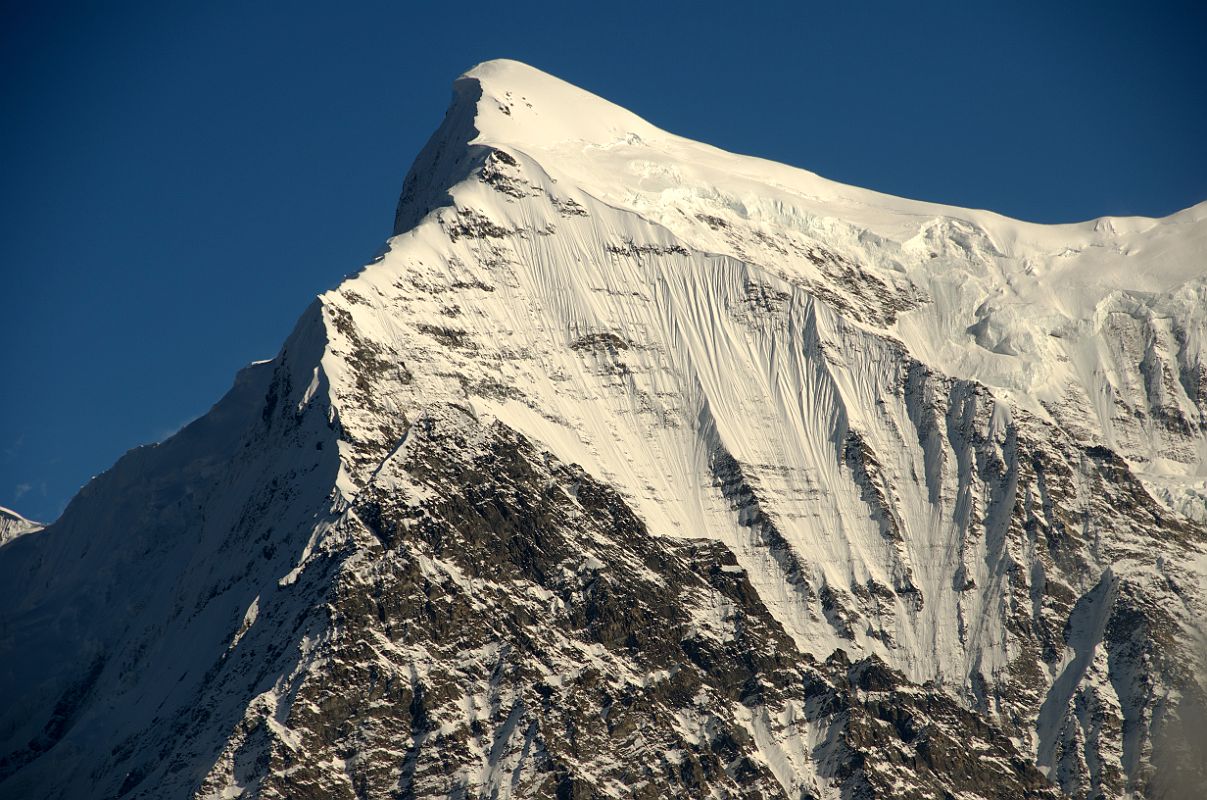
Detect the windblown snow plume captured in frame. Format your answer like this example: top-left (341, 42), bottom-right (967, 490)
top-left (2, 60), bottom-right (1206, 799)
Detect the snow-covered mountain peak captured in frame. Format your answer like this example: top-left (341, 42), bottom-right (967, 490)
top-left (3, 60), bottom-right (1205, 800)
top-left (459, 58), bottom-right (663, 151)
top-left (391, 60), bottom-right (1207, 487)
top-left (421, 61), bottom-right (1204, 303)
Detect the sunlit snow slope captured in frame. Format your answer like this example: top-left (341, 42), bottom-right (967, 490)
top-left (382, 57), bottom-right (1207, 681)
top-left (2, 60), bottom-right (1205, 800)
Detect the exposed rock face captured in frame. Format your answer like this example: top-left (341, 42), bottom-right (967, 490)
top-left (2, 60), bottom-right (1206, 799)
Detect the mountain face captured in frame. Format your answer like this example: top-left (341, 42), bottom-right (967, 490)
top-left (3, 60), bottom-right (1206, 800)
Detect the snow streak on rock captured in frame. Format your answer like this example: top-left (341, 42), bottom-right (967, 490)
top-left (0, 507), bottom-right (41, 548)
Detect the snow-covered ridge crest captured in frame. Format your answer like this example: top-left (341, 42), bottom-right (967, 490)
top-left (458, 58), bottom-right (1205, 236)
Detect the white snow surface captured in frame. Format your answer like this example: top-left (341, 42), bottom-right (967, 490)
top-left (452, 60), bottom-right (1207, 429)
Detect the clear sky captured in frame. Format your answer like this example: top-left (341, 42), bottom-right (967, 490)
top-left (2, 0), bottom-right (1205, 522)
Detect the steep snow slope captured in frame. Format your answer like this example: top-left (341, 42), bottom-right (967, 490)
top-left (403, 60), bottom-right (1207, 481)
top-left (383, 52), bottom-right (1207, 714)
top-left (1, 60), bottom-right (1205, 799)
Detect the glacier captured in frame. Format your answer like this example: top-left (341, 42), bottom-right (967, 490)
top-left (1, 59), bottom-right (1205, 799)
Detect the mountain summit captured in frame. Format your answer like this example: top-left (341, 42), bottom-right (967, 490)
top-left (2, 60), bottom-right (1205, 799)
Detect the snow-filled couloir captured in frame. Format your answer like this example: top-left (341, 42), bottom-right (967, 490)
top-left (2, 60), bottom-right (1205, 800)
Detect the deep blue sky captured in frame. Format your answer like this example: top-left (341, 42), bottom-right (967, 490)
top-left (2, 1), bottom-right (1205, 522)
